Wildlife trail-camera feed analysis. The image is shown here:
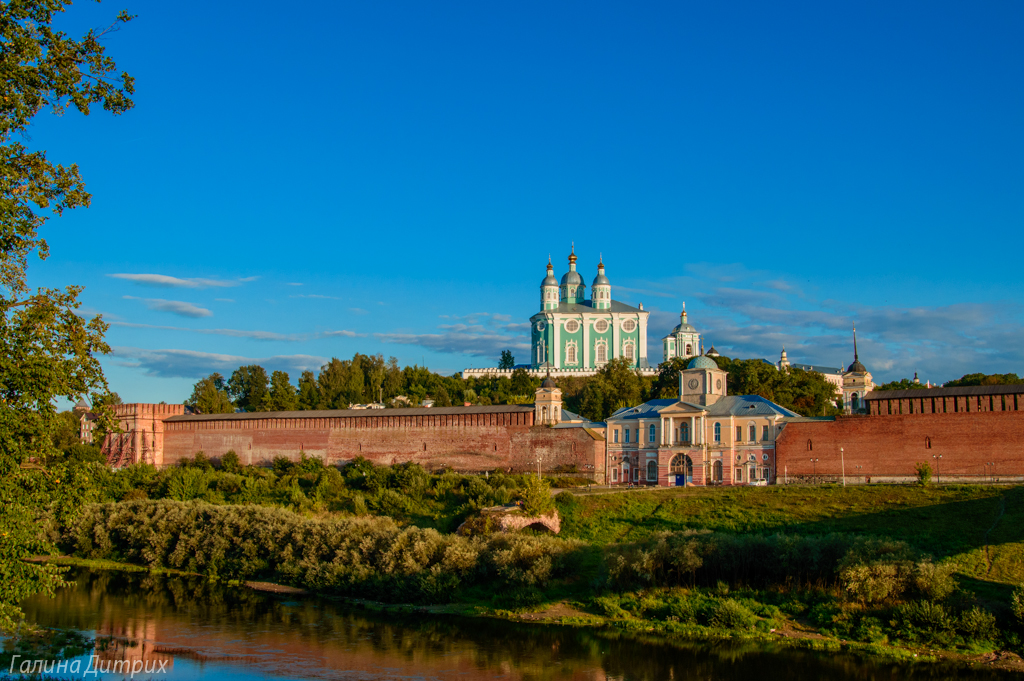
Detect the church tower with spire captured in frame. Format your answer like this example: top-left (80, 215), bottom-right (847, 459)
top-left (559, 245), bottom-right (586, 304)
top-left (540, 257), bottom-right (558, 311)
top-left (591, 256), bottom-right (611, 310)
top-left (842, 324), bottom-right (874, 413)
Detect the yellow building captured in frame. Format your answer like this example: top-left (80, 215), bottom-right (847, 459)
top-left (604, 354), bottom-right (798, 486)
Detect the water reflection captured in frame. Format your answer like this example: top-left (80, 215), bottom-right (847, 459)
top-left (18, 568), bottom-right (1013, 680)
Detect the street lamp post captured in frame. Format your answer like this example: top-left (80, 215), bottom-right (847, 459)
top-left (536, 454), bottom-right (543, 481)
top-left (810, 457), bottom-right (819, 479)
top-left (932, 454), bottom-right (942, 484)
top-left (840, 447), bottom-right (846, 487)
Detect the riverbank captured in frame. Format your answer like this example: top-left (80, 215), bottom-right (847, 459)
top-left (28, 554), bottom-right (1024, 675)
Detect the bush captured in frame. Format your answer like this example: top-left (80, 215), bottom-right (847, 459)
top-left (518, 476), bottom-right (554, 516)
top-left (219, 450), bottom-right (241, 473)
top-left (1012, 586), bottom-right (1024, 627)
top-left (710, 599), bottom-right (758, 630)
top-left (554, 491), bottom-right (576, 506)
top-left (893, 600), bottom-right (954, 644)
top-left (916, 462), bottom-right (932, 486)
top-left (957, 606), bottom-right (998, 645)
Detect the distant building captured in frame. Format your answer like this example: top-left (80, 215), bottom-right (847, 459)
top-left (776, 347), bottom-right (844, 397)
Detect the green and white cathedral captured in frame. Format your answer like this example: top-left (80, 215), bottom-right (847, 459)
top-left (463, 248), bottom-right (703, 378)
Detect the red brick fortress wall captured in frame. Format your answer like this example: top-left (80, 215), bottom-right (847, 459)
top-left (776, 410), bottom-right (1024, 484)
top-left (156, 406), bottom-right (605, 475)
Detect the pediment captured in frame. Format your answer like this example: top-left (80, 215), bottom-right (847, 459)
top-left (659, 401), bottom-right (706, 415)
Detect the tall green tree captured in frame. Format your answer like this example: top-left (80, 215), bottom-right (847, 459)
top-left (186, 374), bottom-right (234, 414)
top-left (944, 373), bottom-right (1024, 387)
top-left (264, 370), bottom-right (298, 411)
top-left (0, 0), bottom-right (134, 631)
top-left (499, 349), bottom-right (515, 370)
top-left (228, 364), bottom-right (269, 412)
top-left (297, 370), bottom-right (321, 410)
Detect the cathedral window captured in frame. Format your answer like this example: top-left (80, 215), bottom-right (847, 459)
top-left (596, 343), bottom-right (607, 363)
top-left (566, 342), bottom-right (578, 365)
top-left (595, 319), bottom-right (609, 333)
top-left (623, 342), bottom-right (635, 361)
top-left (685, 344), bottom-right (692, 355)
top-left (622, 319), bottom-right (637, 333)
top-left (565, 320), bottom-right (580, 333)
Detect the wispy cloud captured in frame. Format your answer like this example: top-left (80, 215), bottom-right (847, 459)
top-left (108, 273), bottom-right (258, 289)
top-left (123, 296), bottom-right (212, 318)
top-left (379, 311), bottom-right (528, 359)
top-left (348, 307), bottom-right (368, 315)
top-left (286, 282), bottom-right (303, 286)
top-left (109, 321), bottom-right (365, 341)
top-left (614, 285), bottom-right (676, 299)
top-left (111, 347), bottom-right (327, 379)
top-left (215, 298), bottom-right (234, 303)
top-left (290, 294), bottom-right (341, 300)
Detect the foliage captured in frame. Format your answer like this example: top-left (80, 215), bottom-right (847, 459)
top-left (228, 365), bottom-right (270, 412)
top-left (944, 373), bottom-right (1024, 387)
top-left (876, 378), bottom-right (928, 391)
top-left (185, 373), bottom-right (234, 414)
top-left (265, 370), bottom-right (298, 411)
top-left (518, 476), bottom-right (555, 516)
top-left (916, 462), bottom-right (932, 486)
top-left (498, 350), bottom-right (515, 370)
top-left (0, 0), bottom-right (134, 632)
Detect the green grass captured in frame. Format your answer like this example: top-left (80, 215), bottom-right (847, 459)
top-left (558, 484), bottom-right (1024, 586)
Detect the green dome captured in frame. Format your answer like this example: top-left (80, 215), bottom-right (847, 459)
top-left (687, 355), bottom-right (719, 370)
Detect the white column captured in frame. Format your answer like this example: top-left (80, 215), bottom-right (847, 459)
top-left (553, 319), bottom-right (561, 369)
top-left (661, 418), bottom-right (666, 446)
top-left (582, 316), bottom-right (590, 369)
top-left (612, 314), bottom-right (620, 358)
top-left (639, 313), bottom-right (648, 364)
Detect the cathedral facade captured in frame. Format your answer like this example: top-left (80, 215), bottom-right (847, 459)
top-left (464, 248), bottom-right (702, 378)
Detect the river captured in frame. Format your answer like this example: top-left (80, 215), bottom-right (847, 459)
top-left (11, 568), bottom-right (1014, 680)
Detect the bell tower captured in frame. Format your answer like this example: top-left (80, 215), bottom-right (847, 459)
top-left (534, 375), bottom-right (562, 425)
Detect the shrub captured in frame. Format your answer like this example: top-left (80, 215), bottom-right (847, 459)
top-left (893, 601), bottom-right (954, 644)
top-left (1011, 586), bottom-right (1024, 627)
top-left (554, 491), bottom-right (576, 505)
top-left (957, 606), bottom-right (998, 645)
top-left (219, 450), bottom-right (241, 473)
top-left (710, 599), bottom-right (758, 630)
top-left (916, 462), bottom-right (932, 486)
top-left (518, 476), bottom-right (554, 516)
top-left (911, 560), bottom-right (957, 600)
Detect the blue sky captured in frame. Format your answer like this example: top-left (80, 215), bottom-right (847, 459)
top-left (26, 1), bottom-right (1024, 402)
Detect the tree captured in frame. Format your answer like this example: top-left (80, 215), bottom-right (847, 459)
top-left (944, 373), bottom-right (1024, 388)
top-left (264, 370), bottom-right (298, 411)
top-left (877, 378), bottom-right (929, 391)
top-left (384, 356), bottom-right (404, 400)
top-left (0, 0), bottom-right (134, 631)
top-left (297, 370), bottom-right (320, 410)
top-left (499, 349), bottom-right (515, 370)
top-left (228, 364), bottom-right (269, 412)
top-left (510, 367), bottom-right (537, 396)
top-left (186, 374), bottom-right (234, 414)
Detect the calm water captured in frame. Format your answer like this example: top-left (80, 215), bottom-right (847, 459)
top-left (12, 568), bottom-right (1013, 680)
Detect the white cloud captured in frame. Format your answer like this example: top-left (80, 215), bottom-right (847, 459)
top-left (108, 273), bottom-right (257, 289)
top-left (109, 321), bottom-right (366, 342)
top-left (122, 296), bottom-right (212, 318)
top-left (111, 347), bottom-right (327, 379)
top-left (290, 294), bottom-right (341, 300)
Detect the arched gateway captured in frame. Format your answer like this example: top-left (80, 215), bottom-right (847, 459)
top-left (670, 453), bottom-right (693, 486)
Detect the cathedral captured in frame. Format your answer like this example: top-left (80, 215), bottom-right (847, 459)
top-left (463, 248), bottom-right (703, 378)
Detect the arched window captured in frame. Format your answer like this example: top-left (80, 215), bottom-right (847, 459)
top-left (685, 344), bottom-right (692, 355)
top-left (648, 424), bottom-right (656, 442)
top-left (670, 454), bottom-right (693, 476)
top-left (647, 460), bottom-right (658, 481)
top-left (807, 439), bottom-right (813, 451)
top-left (554, 406), bottom-right (560, 420)
top-left (566, 343), bottom-right (577, 365)
top-left (713, 422), bottom-right (721, 443)
top-left (925, 436), bottom-right (931, 449)
top-left (596, 343), bottom-right (607, 363)
top-left (749, 424), bottom-right (757, 441)
top-left (542, 406), bottom-right (548, 421)
top-left (624, 342), bottom-right (635, 361)
top-left (712, 460), bottom-right (723, 482)
top-left (680, 422), bottom-right (689, 443)
top-left (851, 393), bottom-right (860, 409)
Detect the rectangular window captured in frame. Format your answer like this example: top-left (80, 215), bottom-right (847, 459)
top-left (624, 429), bottom-right (630, 443)
top-left (749, 424), bottom-right (756, 442)
top-left (736, 468), bottom-right (743, 482)
top-left (611, 468), bottom-right (618, 482)
top-left (613, 429), bottom-right (619, 444)
top-left (736, 426), bottom-right (743, 442)
top-left (762, 425), bottom-right (769, 440)
top-left (632, 467), bottom-right (639, 482)
top-left (649, 425), bottom-right (656, 443)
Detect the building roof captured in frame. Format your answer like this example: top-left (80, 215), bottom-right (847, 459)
top-left (846, 359), bottom-right (868, 373)
top-left (790, 363), bottom-right (843, 375)
top-left (560, 270), bottom-right (584, 286)
top-left (607, 395), bottom-right (799, 421)
top-left (166, 404), bottom-right (536, 422)
top-left (865, 384), bottom-right (1024, 400)
top-left (531, 299), bottom-right (644, 315)
top-left (541, 375), bottom-right (557, 388)
top-left (687, 355), bottom-right (719, 370)
top-left (700, 395), bottom-right (801, 418)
